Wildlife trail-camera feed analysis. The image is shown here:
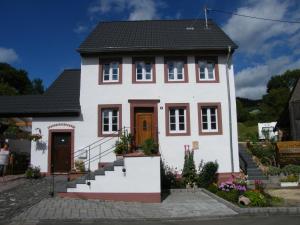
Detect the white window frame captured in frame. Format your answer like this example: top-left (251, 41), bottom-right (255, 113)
top-left (167, 61), bottom-right (184, 81)
top-left (201, 107), bottom-right (218, 132)
top-left (135, 61), bottom-right (153, 81)
top-left (198, 60), bottom-right (215, 81)
top-left (169, 108), bottom-right (186, 133)
top-left (102, 109), bottom-right (119, 134)
top-left (103, 62), bottom-right (119, 82)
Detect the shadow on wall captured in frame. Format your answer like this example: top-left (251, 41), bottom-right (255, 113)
top-left (36, 141), bottom-right (47, 152)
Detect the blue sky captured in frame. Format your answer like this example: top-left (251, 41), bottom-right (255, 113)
top-left (0, 0), bottom-right (300, 99)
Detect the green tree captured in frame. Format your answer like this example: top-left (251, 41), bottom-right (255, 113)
top-left (0, 83), bottom-right (18, 95)
top-left (236, 99), bottom-right (249, 122)
top-left (31, 78), bottom-right (45, 94)
top-left (0, 63), bottom-right (45, 96)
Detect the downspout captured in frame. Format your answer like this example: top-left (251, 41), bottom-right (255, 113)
top-left (225, 46), bottom-right (234, 173)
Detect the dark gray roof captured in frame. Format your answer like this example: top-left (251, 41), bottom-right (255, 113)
top-left (0, 69), bottom-right (81, 117)
top-left (290, 78), bottom-right (300, 102)
top-left (78, 19), bottom-right (238, 54)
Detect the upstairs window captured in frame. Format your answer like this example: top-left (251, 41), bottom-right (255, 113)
top-left (132, 57), bottom-right (156, 83)
top-left (198, 103), bottom-right (222, 135)
top-left (99, 58), bottom-right (122, 84)
top-left (165, 103), bottom-right (190, 136)
top-left (196, 57), bottom-right (219, 83)
top-left (168, 61), bottom-right (184, 81)
top-left (98, 104), bottom-right (122, 137)
top-left (103, 62), bottom-right (119, 82)
top-left (164, 57), bottom-right (188, 83)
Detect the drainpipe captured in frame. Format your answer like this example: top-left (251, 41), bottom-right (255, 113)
top-left (225, 46), bottom-right (234, 173)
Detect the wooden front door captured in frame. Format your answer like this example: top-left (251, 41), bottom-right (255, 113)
top-left (135, 113), bottom-right (154, 146)
top-left (51, 132), bottom-right (71, 173)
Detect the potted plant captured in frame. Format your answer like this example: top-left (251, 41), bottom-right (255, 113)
top-left (280, 174), bottom-right (299, 187)
top-left (114, 133), bottom-right (132, 158)
top-left (141, 138), bottom-right (158, 155)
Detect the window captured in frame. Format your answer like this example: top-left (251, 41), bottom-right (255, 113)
top-left (167, 61), bottom-right (184, 81)
top-left (132, 58), bottom-right (156, 83)
top-left (136, 61), bottom-right (152, 81)
top-left (165, 103), bottom-right (190, 136)
top-left (98, 104), bottom-right (122, 137)
top-left (99, 58), bottom-right (122, 84)
top-left (164, 57), bottom-right (188, 83)
top-left (196, 57), bottom-right (219, 83)
top-left (103, 62), bottom-right (119, 82)
top-left (198, 103), bottom-right (222, 135)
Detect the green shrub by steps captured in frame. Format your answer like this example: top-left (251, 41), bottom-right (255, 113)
top-left (266, 166), bottom-right (281, 176)
top-left (197, 161), bottom-right (219, 188)
top-left (282, 164), bottom-right (300, 175)
top-left (216, 190), bottom-right (239, 203)
top-left (244, 191), bottom-right (268, 207)
top-left (142, 138), bottom-right (158, 155)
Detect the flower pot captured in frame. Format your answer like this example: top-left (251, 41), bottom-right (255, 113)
top-left (116, 155), bottom-right (124, 160)
top-left (280, 182), bottom-right (299, 187)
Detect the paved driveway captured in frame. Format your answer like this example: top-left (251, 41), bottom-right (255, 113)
top-left (10, 190), bottom-right (237, 224)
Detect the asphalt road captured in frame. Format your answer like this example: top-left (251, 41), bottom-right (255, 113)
top-left (36, 215), bottom-right (300, 225)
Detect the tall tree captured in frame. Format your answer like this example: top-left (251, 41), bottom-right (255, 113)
top-left (31, 78), bottom-right (45, 94)
top-left (0, 63), bottom-right (45, 96)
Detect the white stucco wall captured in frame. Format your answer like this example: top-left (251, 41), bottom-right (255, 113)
top-left (31, 55), bottom-right (239, 174)
top-left (67, 156), bottom-right (160, 193)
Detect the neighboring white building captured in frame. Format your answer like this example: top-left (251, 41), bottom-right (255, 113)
top-left (0, 19), bottom-right (239, 202)
top-left (258, 122), bottom-right (278, 140)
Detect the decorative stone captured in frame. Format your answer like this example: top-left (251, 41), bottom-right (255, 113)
top-left (239, 195), bottom-right (251, 206)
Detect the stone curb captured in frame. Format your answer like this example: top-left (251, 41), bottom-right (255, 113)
top-left (201, 188), bottom-right (300, 215)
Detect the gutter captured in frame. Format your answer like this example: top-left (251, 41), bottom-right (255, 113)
top-left (225, 46), bottom-right (234, 172)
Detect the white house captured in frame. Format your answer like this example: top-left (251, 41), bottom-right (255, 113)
top-left (0, 19), bottom-right (239, 202)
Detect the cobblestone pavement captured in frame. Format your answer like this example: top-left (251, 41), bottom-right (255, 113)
top-left (0, 178), bottom-right (50, 224)
top-left (0, 175), bottom-right (25, 192)
top-left (9, 190), bottom-right (237, 225)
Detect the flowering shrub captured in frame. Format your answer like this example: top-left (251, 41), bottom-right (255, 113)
top-left (254, 179), bottom-right (264, 192)
top-left (218, 180), bottom-right (247, 193)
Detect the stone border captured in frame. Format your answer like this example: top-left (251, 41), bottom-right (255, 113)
top-left (201, 188), bottom-right (300, 215)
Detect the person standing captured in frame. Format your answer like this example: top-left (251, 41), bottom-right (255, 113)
top-left (0, 143), bottom-right (10, 177)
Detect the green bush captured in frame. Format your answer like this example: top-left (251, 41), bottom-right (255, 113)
top-left (244, 191), bottom-right (268, 207)
top-left (216, 190), bottom-right (239, 203)
top-left (197, 161), bottom-right (219, 188)
top-left (182, 151), bottom-right (197, 187)
top-left (114, 133), bottom-right (132, 155)
top-left (25, 166), bottom-right (41, 179)
top-left (266, 166), bottom-right (281, 176)
top-left (207, 184), bottom-right (218, 194)
top-left (142, 138), bottom-right (158, 155)
top-left (161, 161), bottom-right (184, 189)
top-left (282, 164), bottom-right (300, 175)
top-left (249, 143), bottom-right (276, 166)
top-left (280, 174), bottom-right (299, 182)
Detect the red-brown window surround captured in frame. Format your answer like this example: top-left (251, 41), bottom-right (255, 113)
top-left (99, 58), bottom-right (123, 85)
top-left (164, 56), bottom-right (189, 83)
top-left (98, 104), bottom-right (122, 137)
top-left (198, 102), bottom-right (223, 135)
top-left (132, 57), bottom-right (156, 83)
top-left (165, 103), bottom-right (191, 136)
top-left (195, 56), bottom-right (219, 83)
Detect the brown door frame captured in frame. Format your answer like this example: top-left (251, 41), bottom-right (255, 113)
top-left (129, 100), bottom-right (159, 146)
top-left (48, 129), bottom-right (74, 174)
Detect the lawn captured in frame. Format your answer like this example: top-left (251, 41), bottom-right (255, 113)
top-left (238, 122), bottom-right (258, 142)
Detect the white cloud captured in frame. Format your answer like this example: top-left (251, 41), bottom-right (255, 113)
top-left (74, 24), bottom-right (88, 34)
top-left (222, 0), bottom-right (300, 99)
top-left (88, 0), bottom-right (162, 20)
top-left (235, 56), bottom-right (300, 99)
top-left (0, 47), bottom-right (19, 64)
top-left (223, 0), bottom-right (300, 55)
